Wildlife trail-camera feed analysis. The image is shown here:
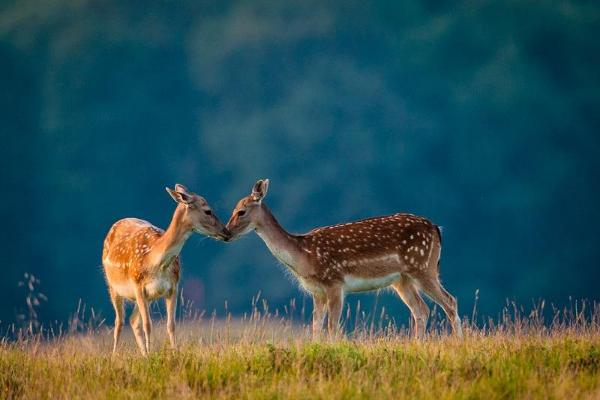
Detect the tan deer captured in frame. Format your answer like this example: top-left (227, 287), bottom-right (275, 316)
top-left (102, 184), bottom-right (230, 355)
top-left (225, 179), bottom-right (462, 339)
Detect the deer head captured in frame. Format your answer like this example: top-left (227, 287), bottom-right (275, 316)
top-left (226, 179), bottom-right (270, 240)
top-left (166, 184), bottom-right (230, 241)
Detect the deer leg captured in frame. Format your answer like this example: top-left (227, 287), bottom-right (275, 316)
top-left (415, 273), bottom-right (462, 337)
top-left (129, 305), bottom-right (146, 354)
top-left (326, 286), bottom-right (344, 339)
top-left (165, 288), bottom-right (177, 349)
top-left (134, 286), bottom-right (152, 355)
top-left (109, 288), bottom-right (124, 355)
top-left (312, 293), bottom-right (327, 339)
top-left (391, 276), bottom-right (429, 339)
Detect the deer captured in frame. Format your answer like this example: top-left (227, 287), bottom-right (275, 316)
top-left (225, 179), bottom-right (462, 339)
top-left (102, 184), bottom-right (230, 355)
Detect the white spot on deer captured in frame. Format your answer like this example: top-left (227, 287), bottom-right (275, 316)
top-left (420, 249), bottom-right (425, 256)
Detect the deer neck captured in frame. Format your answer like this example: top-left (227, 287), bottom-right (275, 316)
top-left (149, 205), bottom-right (193, 268)
top-left (254, 205), bottom-right (310, 276)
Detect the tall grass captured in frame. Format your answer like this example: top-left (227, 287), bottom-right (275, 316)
top-left (1, 276), bottom-right (599, 399)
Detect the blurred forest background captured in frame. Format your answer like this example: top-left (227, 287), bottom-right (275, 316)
top-left (1, 0), bottom-right (599, 327)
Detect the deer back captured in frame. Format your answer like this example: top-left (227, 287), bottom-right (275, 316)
top-left (299, 213), bottom-right (440, 283)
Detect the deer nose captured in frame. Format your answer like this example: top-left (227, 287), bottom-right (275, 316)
top-left (219, 227), bottom-right (232, 242)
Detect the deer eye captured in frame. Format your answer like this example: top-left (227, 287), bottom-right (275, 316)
top-left (237, 210), bottom-right (246, 217)
top-left (203, 209), bottom-right (212, 216)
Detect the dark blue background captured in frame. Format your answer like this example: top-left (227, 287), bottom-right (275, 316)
top-left (1, 0), bottom-right (599, 326)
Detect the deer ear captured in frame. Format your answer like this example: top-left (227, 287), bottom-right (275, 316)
top-left (174, 183), bottom-right (190, 195)
top-left (251, 179), bottom-right (269, 202)
top-left (166, 186), bottom-right (194, 205)
top-left (175, 183), bottom-right (196, 204)
top-left (166, 187), bottom-right (180, 203)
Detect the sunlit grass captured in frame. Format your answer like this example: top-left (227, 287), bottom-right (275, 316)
top-left (1, 294), bottom-right (599, 399)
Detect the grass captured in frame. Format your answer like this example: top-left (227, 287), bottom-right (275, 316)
top-left (2, 291), bottom-right (600, 399)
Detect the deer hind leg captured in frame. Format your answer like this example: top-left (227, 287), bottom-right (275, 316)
top-left (129, 305), bottom-right (146, 354)
top-left (415, 273), bottom-right (462, 337)
top-left (109, 288), bottom-right (124, 355)
top-left (165, 288), bottom-right (177, 349)
top-left (134, 286), bottom-right (152, 355)
top-left (312, 293), bottom-right (327, 340)
top-left (326, 286), bottom-right (344, 339)
top-left (391, 276), bottom-right (429, 339)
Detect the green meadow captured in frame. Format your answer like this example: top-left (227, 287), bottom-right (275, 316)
top-left (2, 301), bottom-right (599, 399)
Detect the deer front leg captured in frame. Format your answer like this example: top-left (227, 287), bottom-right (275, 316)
top-left (312, 293), bottom-right (327, 339)
top-left (129, 305), bottom-right (146, 354)
top-left (165, 288), bottom-right (178, 349)
top-left (134, 286), bottom-right (152, 355)
top-left (109, 288), bottom-right (124, 355)
top-left (326, 286), bottom-right (344, 339)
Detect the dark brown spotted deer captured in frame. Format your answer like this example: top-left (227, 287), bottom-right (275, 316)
top-left (102, 184), bottom-right (230, 355)
top-left (226, 179), bottom-right (462, 339)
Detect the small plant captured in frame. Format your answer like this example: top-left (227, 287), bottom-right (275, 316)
top-left (15, 273), bottom-right (47, 335)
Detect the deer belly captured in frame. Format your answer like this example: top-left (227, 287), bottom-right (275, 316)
top-left (111, 281), bottom-right (137, 300)
top-left (343, 272), bottom-right (401, 293)
top-left (144, 276), bottom-right (173, 299)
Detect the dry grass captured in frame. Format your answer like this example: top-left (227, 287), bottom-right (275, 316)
top-left (1, 295), bottom-right (600, 399)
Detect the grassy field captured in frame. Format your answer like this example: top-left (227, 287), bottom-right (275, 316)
top-left (1, 301), bottom-right (599, 399)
